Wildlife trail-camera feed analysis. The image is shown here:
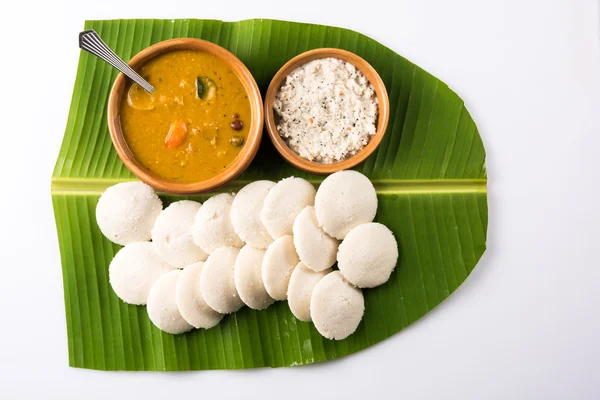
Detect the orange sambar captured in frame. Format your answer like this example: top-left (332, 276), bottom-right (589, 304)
top-left (120, 50), bottom-right (251, 183)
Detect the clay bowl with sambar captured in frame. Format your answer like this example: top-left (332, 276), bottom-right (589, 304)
top-left (264, 48), bottom-right (390, 174)
top-left (108, 38), bottom-right (263, 194)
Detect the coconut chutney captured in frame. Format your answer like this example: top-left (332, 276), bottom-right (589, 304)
top-left (273, 57), bottom-right (378, 163)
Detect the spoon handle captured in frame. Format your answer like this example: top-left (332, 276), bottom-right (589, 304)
top-left (78, 29), bottom-right (155, 94)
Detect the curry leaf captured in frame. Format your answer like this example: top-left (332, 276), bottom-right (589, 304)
top-left (196, 76), bottom-right (204, 98)
top-left (196, 76), bottom-right (216, 100)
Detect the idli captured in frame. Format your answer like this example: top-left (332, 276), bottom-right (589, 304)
top-left (260, 177), bottom-right (316, 239)
top-left (310, 271), bottom-right (364, 340)
top-left (109, 242), bottom-right (173, 305)
top-left (96, 181), bottom-right (162, 245)
top-left (262, 235), bottom-right (299, 301)
top-left (230, 180), bottom-right (275, 249)
top-left (175, 262), bottom-right (223, 329)
top-left (152, 200), bottom-right (208, 268)
top-left (292, 206), bottom-right (339, 272)
top-left (234, 246), bottom-right (275, 310)
top-left (337, 223), bottom-right (399, 288)
top-left (192, 193), bottom-right (243, 254)
top-left (200, 246), bottom-right (244, 314)
top-left (287, 262), bottom-right (331, 322)
top-left (147, 270), bottom-right (193, 334)
top-left (314, 170), bottom-right (377, 240)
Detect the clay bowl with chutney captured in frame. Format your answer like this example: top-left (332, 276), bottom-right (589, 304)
top-left (108, 38), bottom-right (263, 194)
top-left (264, 48), bottom-right (389, 174)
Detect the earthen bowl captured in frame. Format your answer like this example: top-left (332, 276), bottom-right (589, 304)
top-left (264, 48), bottom-right (389, 174)
top-left (108, 38), bottom-right (263, 194)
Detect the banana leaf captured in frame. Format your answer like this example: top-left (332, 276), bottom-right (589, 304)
top-left (52, 18), bottom-right (487, 371)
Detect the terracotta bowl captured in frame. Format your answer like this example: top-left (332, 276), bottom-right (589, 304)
top-left (264, 48), bottom-right (390, 174)
top-left (107, 38), bottom-right (263, 194)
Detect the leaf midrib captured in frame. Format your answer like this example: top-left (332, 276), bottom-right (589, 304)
top-left (50, 177), bottom-right (487, 195)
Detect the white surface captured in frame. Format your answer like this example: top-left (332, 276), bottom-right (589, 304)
top-left (0, 0), bottom-right (599, 398)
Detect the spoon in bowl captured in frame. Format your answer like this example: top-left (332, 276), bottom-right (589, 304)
top-left (78, 29), bottom-right (155, 94)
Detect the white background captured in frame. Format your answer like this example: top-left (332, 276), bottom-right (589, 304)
top-left (0, 0), bottom-right (598, 398)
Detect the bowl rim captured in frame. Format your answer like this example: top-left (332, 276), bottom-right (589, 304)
top-left (107, 38), bottom-right (263, 194)
top-left (264, 48), bottom-right (390, 174)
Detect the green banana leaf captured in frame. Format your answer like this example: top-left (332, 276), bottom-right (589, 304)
top-left (52, 18), bottom-right (487, 371)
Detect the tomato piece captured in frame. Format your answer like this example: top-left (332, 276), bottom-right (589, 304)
top-left (165, 120), bottom-right (188, 149)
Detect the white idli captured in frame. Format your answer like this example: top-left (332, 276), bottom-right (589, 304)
top-left (109, 242), bottom-right (173, 305)
top-left (287, 262), bottom-right (331, 322)
top-left (230, 180), bottom-right (276, 249)
top-left (147, 270), bottom-right (193, 334)
top-left (337, 223), bottom-right (399, 288)
top-left (200, 246), bottom-right (244, 314)
top-left (292, 206), bottom-right (339, 272)
top-left (234, 246), bottom-right (275, 310)
top-left (175, 262), bottom-right (223, 329)
top-left (151, 200), bottom-right (208, 268)
top-left (192, 193), bottom-right (243, 254)
top-left (260, 177), bottom-right (316, 239)
top-left (262, 235), bottom-right (299, 301)
top-left (314, 170), bottom-right (377, 240)
top-left (96, 181), bottom-right (162, 245)
top-left (310, 271), bottom-right (364, 340)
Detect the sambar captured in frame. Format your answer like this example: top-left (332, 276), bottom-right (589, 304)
top-left (120, 50), bottom-right (251, 183)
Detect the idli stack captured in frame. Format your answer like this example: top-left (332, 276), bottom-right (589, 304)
top-left (260, 177), bottom-right (315, 239)
top-left (230, 180), bottom-right (275, 249)
top-left (109, 242), bottom-right (173, 305)
top-left (262, 235), bottom-right (299, 301)
top-left (337, 223), bottom-right (399, 288)
top-left (96, 181), bottom-right (162, 245)
top-left (287, 263), bottom-right (331, 322)
top-left (96, 169), bottom-right (399, 339)
top-left (293, 206), bottom-right (339, 272)
top-left (310, 271), bottom-right (365, 340)
top-left (192, 193), bottom-right (243, 254)
top-left (234, 246), bottom-right (275, 310)
top-left (314, 170), bottom-right (377, 240)
top-left (200, 246), bottom-right (244, 314)
top-left (147, 270), bottom-right (193, 335)
top-left (151, 200), bottom-right (208, 268)
top-left (175, 262), bottom-right (223, 329)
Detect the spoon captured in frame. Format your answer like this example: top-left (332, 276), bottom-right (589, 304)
top-left (78, 29), bottom-right (155, 94)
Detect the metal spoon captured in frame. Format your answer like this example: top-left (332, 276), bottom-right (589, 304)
top-left (78, 29), bottom-right (155, 93)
